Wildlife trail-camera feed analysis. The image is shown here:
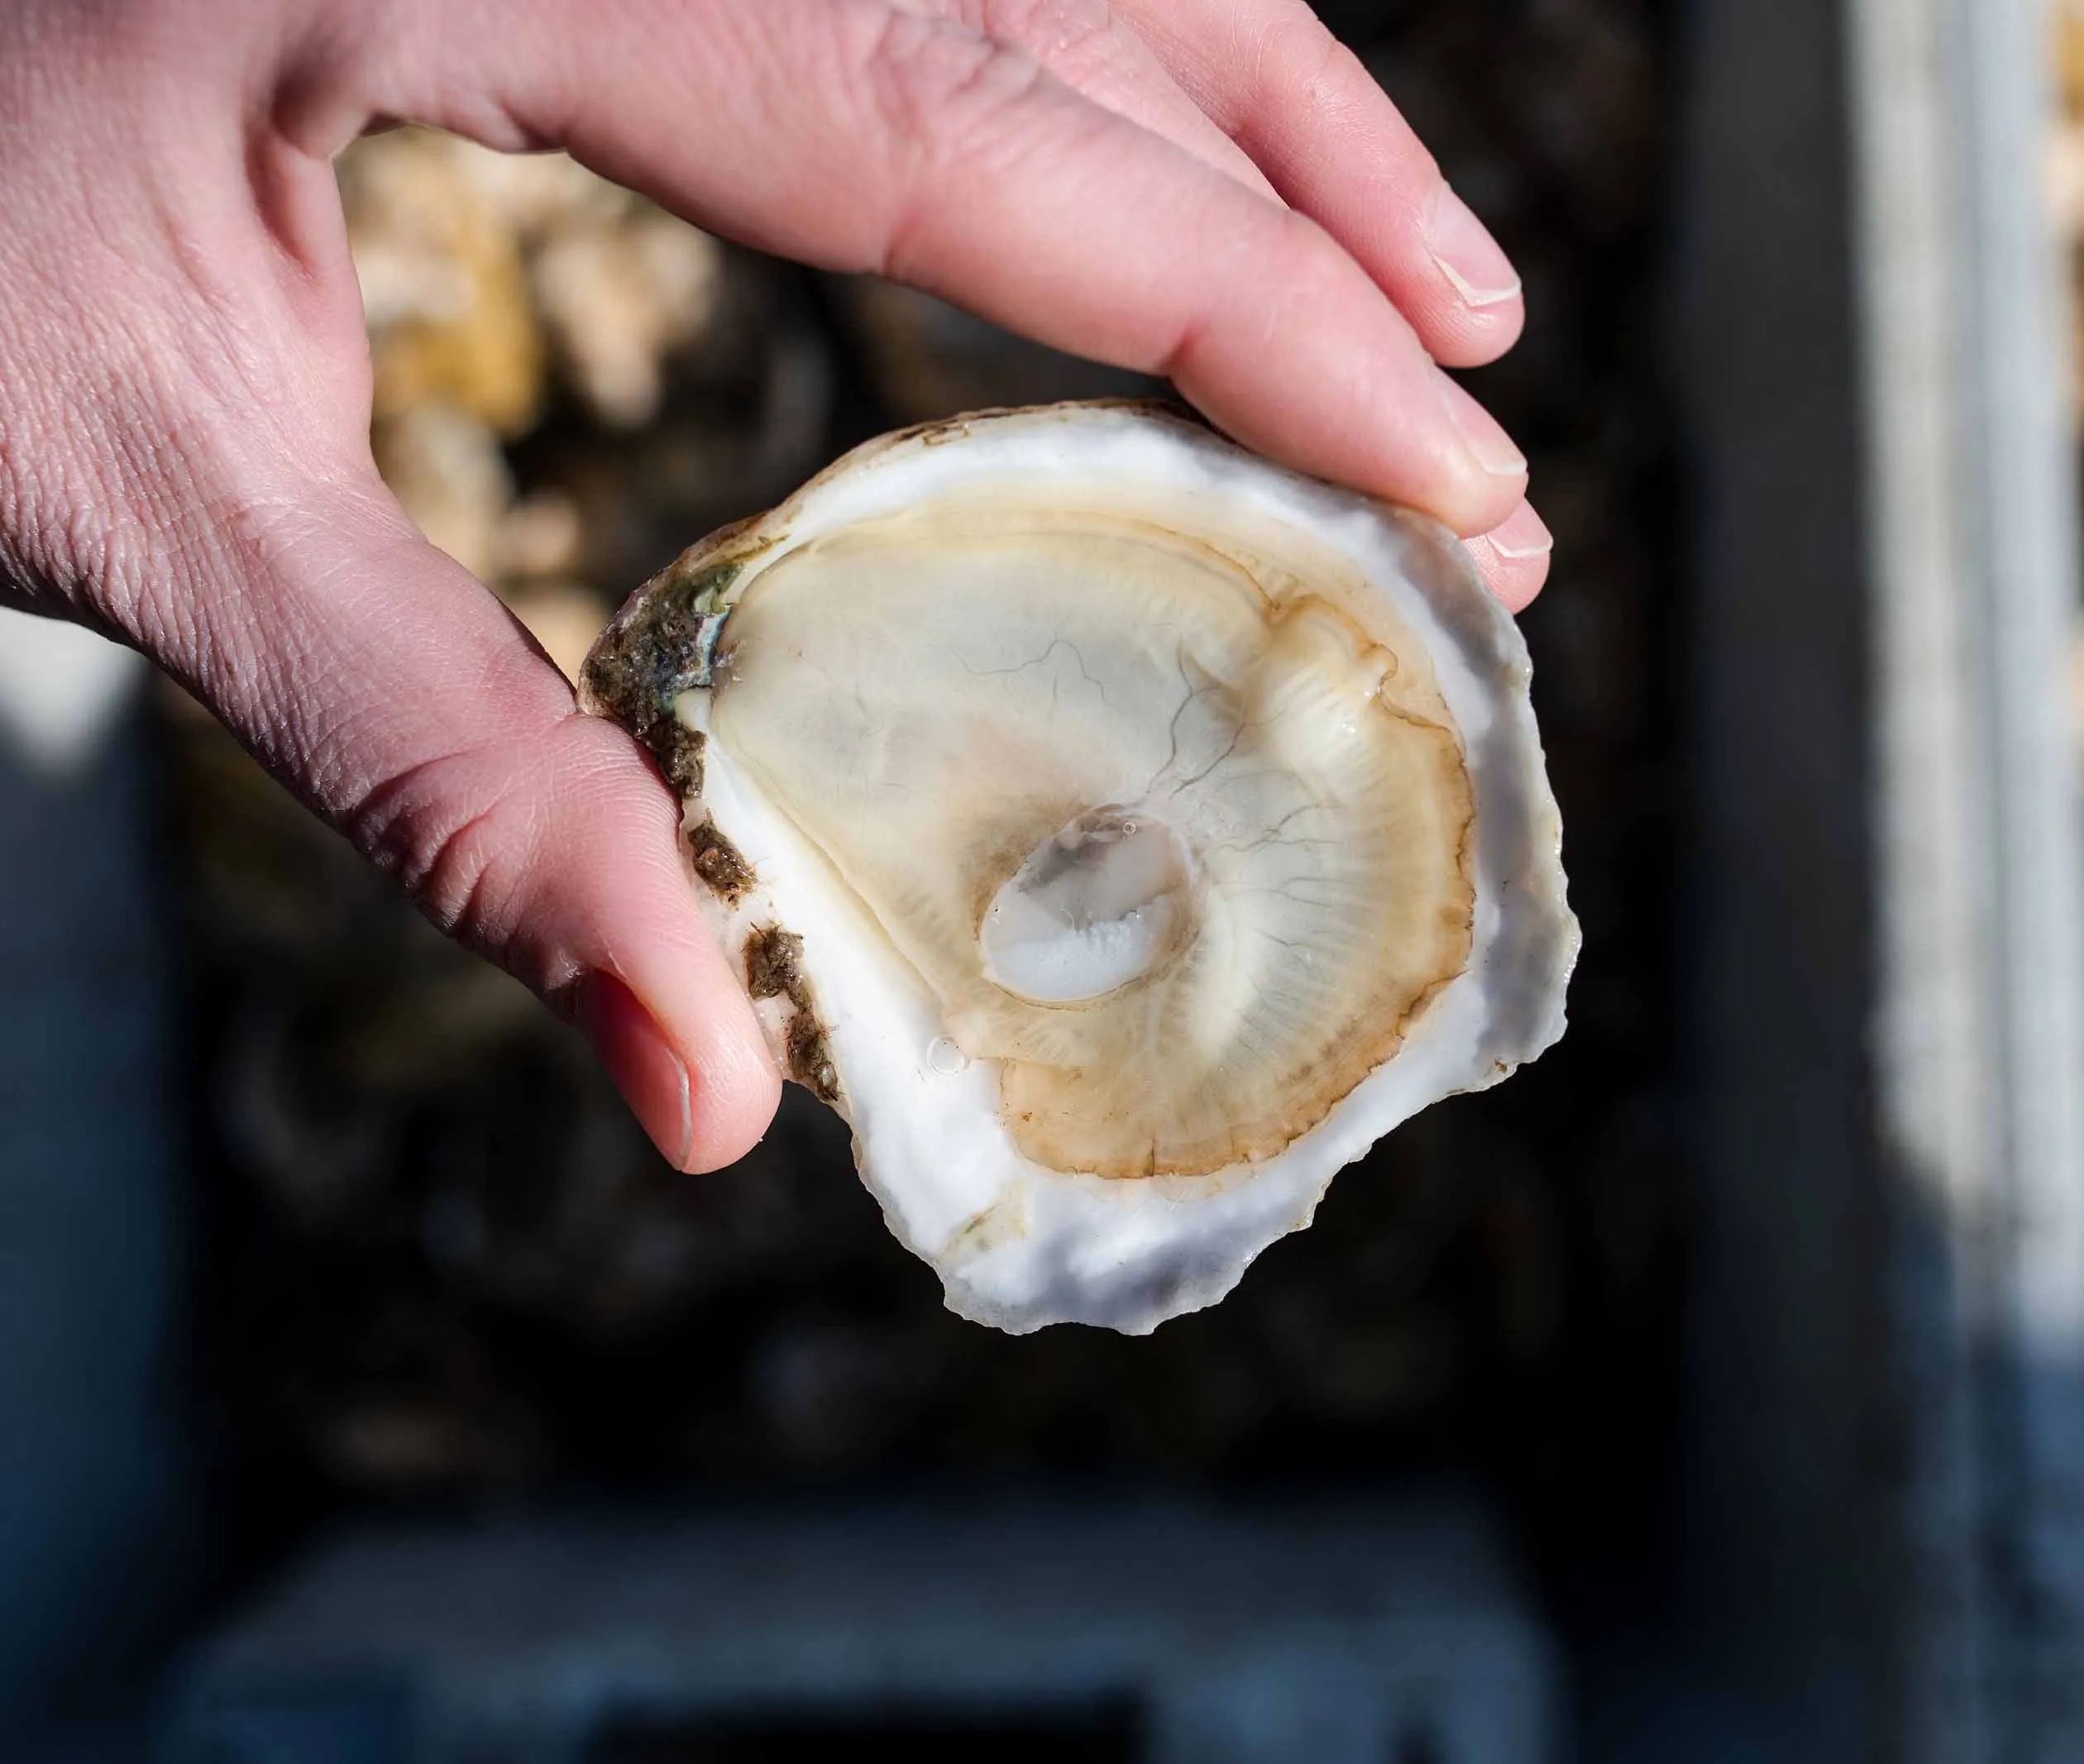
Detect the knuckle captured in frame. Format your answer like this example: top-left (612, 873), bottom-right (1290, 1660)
top-left (853, 6), bottom-right (1049, 175)
top-left (844, 6), bottom-right (1061, 282)
top-left (1252, 11), bottom-right (1370, 125)
top-left (0, 451), bottom-right (88, 615)
top-left (969, 0), bottom-right (1117, 60)
top-left (1246, 10), bottom-right (1441, 190)
top-left (337, 708), bottom-right (638, 1002)
top-left (970, 0), bottom-right (1155, 117)
top-left (347, 740), bottom-right (543, 957)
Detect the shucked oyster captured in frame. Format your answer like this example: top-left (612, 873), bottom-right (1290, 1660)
top-left (581, 403), bottom-right (1577, 1334)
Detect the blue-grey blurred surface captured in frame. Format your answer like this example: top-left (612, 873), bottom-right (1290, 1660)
top-left (0, 619), bottom-right (189, 1762)
top-left (169, 1496), bottom-right (1556, 1764)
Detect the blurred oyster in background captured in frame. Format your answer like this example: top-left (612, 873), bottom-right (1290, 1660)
top-left (369, 401), bottom-right (514, 583)
top-left (532, 209), bottom-right (721, 428)
top-left (342, 131), bottom-right (545, 437)
top-left (337, 127), bottom-right (810, 681)
top-left (342, 128), bottom-right (728, 436)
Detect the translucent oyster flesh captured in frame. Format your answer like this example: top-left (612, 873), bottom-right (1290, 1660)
top-left (581, 404), bottom-right (1578, 1333)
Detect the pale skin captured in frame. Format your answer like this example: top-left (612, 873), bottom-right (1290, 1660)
top-left (0, 0), bottom-right (1549, 1172)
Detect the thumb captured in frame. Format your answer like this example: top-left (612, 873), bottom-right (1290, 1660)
top-left (198, 485), bottom-right (782, 1172)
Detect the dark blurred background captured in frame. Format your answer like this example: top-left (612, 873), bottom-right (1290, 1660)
top-left (181, 0), bottom-right (1683, 1571)
top-left (3, 0), bottom-right (2082, 1760)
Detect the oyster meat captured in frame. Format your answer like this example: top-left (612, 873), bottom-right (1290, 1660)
top-left (581, 403), bottom-right (1578, 1333)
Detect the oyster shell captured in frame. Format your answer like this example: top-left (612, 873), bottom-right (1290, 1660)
top-left (581, 403), bottom-right (1577, 1334)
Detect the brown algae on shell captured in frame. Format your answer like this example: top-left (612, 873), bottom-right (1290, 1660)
top-left (743, 924), bottom-right (840, 1103)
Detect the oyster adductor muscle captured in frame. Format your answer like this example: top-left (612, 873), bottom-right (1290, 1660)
top-left (581, 402), bottom-right (1578, 1334)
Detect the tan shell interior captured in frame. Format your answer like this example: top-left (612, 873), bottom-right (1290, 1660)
top-left (706, 495), bottom-right (1476, 1178)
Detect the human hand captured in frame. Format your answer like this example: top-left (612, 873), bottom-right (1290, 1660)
top-left (0, 0), bottom-right (1543, 1172)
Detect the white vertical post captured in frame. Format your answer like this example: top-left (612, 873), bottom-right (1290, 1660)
top-left (1844, 0), bottom-right (2084, 1755)
top-left (1954, 9), bottom-right (2084, 1755)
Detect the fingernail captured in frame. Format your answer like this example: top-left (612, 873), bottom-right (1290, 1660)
top-left (1488, 501), bottom-right (1553, 561)
top-left (576, 972), bottom-right (693, 1169)
top-left (1427, 186), bottom-right (1522, 308)
top-left (1434, 370), bottom-right (1527, 479)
